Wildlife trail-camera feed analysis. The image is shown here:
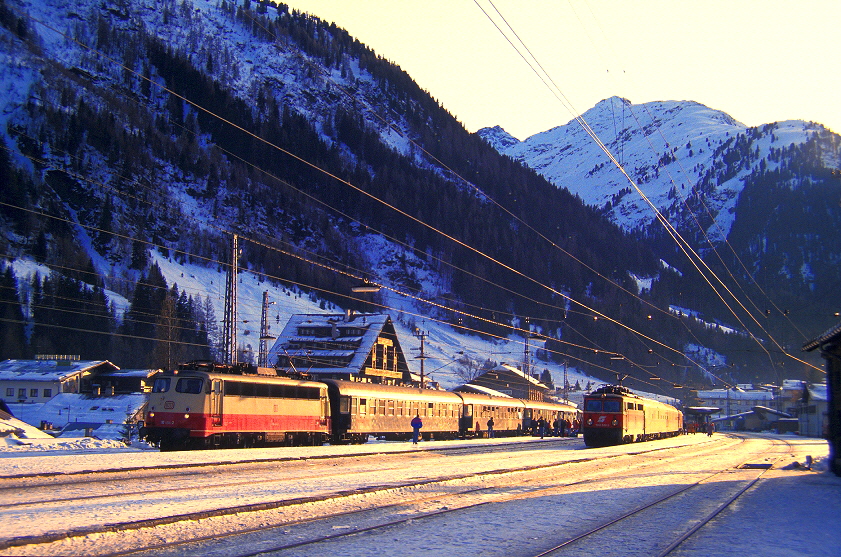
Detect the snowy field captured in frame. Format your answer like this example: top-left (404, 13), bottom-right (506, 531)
top-left (0, 433), bottom-right (838, 556)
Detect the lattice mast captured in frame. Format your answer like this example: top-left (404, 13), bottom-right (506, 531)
top-left (258, 290), bottom-right (276, 368)
top-left (222, 233), bottom-right (238, 365)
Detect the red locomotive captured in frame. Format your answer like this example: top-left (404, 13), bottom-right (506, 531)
top-left (581, 385), bottom-right (683, 447)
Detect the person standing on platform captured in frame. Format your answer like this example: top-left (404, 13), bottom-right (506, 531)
top-left (411, 414), bottom-right (423, 445)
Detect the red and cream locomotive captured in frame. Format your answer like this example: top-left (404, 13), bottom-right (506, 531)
top-left (581, 385), bottom-right (683, 447)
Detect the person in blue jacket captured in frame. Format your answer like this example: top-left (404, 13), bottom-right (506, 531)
top-left (411, 414), bottom-right (423, 444)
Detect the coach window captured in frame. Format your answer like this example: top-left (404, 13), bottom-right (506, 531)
top-left (387, 399), bottom-right (395, 416)
top-left (152, 377), bottom-right (171, 393)
top-left (378, 399), bottom-right (386, 415)
top-left (351, 397), bottom-right (358, 415)
top-left (340, 396), bottom-right (351, 413)
top-left (396, 399), bottom-right (405, 416)
top-left (627, 402), bottom-right (634, 410)
top-left (359, 398), bottom-right (367, 415)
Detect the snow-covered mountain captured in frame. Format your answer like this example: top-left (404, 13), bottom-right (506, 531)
top-left (482, 97), bottom-right (836, 243)
top-left (0, 0), bottom-right (837, 387)
top-left (475, 125), bottom-right (520, 152)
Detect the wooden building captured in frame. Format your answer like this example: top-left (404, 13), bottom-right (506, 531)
top-left (803, 322), bottom-right (841, 476)
top-left (267, 312), bottom-right (413, 385)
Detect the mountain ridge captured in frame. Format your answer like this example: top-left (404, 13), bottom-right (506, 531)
top-left (0, 0), bottom-right (836, 388)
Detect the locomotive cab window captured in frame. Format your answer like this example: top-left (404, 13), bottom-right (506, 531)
top-left (603, 400), bottom-right (621, 412)
top-left (176, 378), bottom-right (203, 394)
top-left (584, 400), bottom-right (602, 412)
top-left (152, 378), bottom-right (171, 393)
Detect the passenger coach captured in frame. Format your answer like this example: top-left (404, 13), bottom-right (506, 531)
top-left (323, 379), bottom-right (463, 443)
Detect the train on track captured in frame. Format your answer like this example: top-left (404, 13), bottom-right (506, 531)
top-left (581, 385), bottom-right (683, 447)
top-left (141, 361), bottom-right (580, 451)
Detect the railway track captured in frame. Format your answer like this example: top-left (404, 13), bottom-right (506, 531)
top-left (0, 437), bottom-right (583, 509)
top-left (0, 434), bottom-right (740, 556)
top-left (532, 437), bottom-right (795, 557)
top-left (0, 436), bottom-right (571, 481)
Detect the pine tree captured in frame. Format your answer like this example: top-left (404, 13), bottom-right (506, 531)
top-left (0, 266), bottom-right (26, 358)
top-left (203, 295), bottom-right (221, 362)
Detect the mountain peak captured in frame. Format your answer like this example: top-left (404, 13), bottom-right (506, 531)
top-left (476, 125), bottom-right (520, 151)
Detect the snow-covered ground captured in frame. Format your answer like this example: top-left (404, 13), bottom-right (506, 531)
top-left (0, 433), bottom-right (838, 556)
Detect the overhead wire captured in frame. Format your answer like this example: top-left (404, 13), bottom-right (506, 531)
top-left (237, 6), bottom-right (732, 382)
top-left (6, 2), bottom-right (730, 390)
top-left (9, 2), bottom-right (801, 391)
top-left (570, 0), bottom-right (819, 365)
top-left (472, 0), bottom-right (823, 375)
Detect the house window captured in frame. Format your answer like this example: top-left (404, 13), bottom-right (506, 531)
top-left (387, 346), bottom-right (395, 370)
top-left (43, 389), bottom-right (52, 398)
top-left (18, 388), bottom-right (26, 398)
top-left (5, 388), bottom-right (12, 397)
top-left (375, 344), bottom-right (384, 369)
top-left (30, 389), bottom-right (38, 397)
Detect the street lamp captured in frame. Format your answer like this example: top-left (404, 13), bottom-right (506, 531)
top-left (351, 279), bottom-right (380, 293)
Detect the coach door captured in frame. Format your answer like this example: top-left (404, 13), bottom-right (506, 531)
top-left (640, 404), bottom-right (646, 436)
top-left (211, 379), bottom-right (223, 426)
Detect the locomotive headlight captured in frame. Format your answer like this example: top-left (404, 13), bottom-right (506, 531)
top-left (586, 418), bottom-right (593, 426)
top-left (611, 419), bottom-right (618, 426)
top-left (148, 412), bottom-right (155, 418)
top-left (184, 414), bottom-right (190, 419)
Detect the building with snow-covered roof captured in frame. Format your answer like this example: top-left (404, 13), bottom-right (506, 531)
top-left (92, 368), bottom-right (159, 395)
top-left (695, 387), bottom-right (774, 424)
top-left (462, 364), bottom-right (551, 401)
top-left (0, 357), bottom-right (118, 404)
top-left (799, 383), bottom-right (828, 438)
top-left (8, 392), bottom-right (148, 438)
top-left (267, 312), bottom-right (413, 384)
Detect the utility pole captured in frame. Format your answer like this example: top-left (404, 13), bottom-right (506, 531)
top-left (563, 360), bottom-right (568, 402)
top-left (415, 328), bottom-right (428, 388)
top-left (523, 317), bottom-right (530, 378)
top-left (222, 234), bottom-right (238, 365)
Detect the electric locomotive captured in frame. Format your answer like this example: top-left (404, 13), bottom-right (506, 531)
top-left (581, 385), bottom-right (682, 447)
top-left (143, 361), bottom-right (330, 451)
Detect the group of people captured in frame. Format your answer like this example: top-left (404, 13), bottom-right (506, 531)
top-left (684, 422), bottom-right (716, 436)
top-left (530, 416), bottom-right (579, 438)
top-left (409, 414), bottom-right (582, 444)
